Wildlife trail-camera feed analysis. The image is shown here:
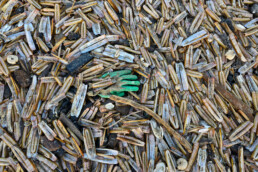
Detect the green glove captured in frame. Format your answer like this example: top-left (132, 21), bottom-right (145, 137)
top-left (99, 70), bottom-right (140, 98)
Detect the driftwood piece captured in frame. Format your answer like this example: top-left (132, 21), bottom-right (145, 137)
top-left (59, 113), bottom-right (83, 140)
top-left (203, 74), bottom-right (254, 122)
top-left (109, 95), bottom-right (193, 153)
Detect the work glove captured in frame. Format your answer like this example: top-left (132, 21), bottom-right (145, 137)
top-left (98, 70), bottom-right (140, 98)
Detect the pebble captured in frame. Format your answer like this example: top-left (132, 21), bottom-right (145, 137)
top-left (13, 70), bottom-right (31, 88)
top-left (40, 136), bottom-right (61, 152)
top-left (105, 103), bottom-right (114, 110)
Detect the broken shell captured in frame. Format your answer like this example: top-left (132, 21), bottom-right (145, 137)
top-left (7, 55), bottom-right (18, 64)
top-left (177, 158), bottom-right (188, 170)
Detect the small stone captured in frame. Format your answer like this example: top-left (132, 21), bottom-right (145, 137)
top-left (53, 148), bottom-right (65, 157)
top-left (66, 53), bottom-right (93, 74)
top-left (12, 6), bottom-right (24, 16)
top-left (105, 103), bottom-right (114, 110)
top-left (4, 84), bottom-right (12, 99)
top-left (115, 104), bottom-right (131, 115)
top-left (225, 50), bottom-right (236, 60)
top-left (67, 32), bottom-right (81, 40)
top-left (40, 136), bottom-right (61, 151)
top-left (107, 133), bottom-right (118, 148)
top-left (13, 70), bottom-right (31, 88)
top-left (250, 4), bottom-right (258, 17)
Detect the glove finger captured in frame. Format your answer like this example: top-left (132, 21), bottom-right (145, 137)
top-left (110, 91), bottom-right (125, 97)
top-left (109, 70), bottom-right (131, 77)
top-left (121, 86), bottom-right (139, 92)
top-left (101, 72), bottom-right (110, 78)
top-left (120, 80), bottom-right (140, 86)
top-left (99, 94), bottom-right (111, 98)
top-left (119, 75), bottom-right (138, 80)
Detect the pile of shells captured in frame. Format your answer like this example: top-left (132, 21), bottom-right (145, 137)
top-left (0, 0), bottom-right (257, 171)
